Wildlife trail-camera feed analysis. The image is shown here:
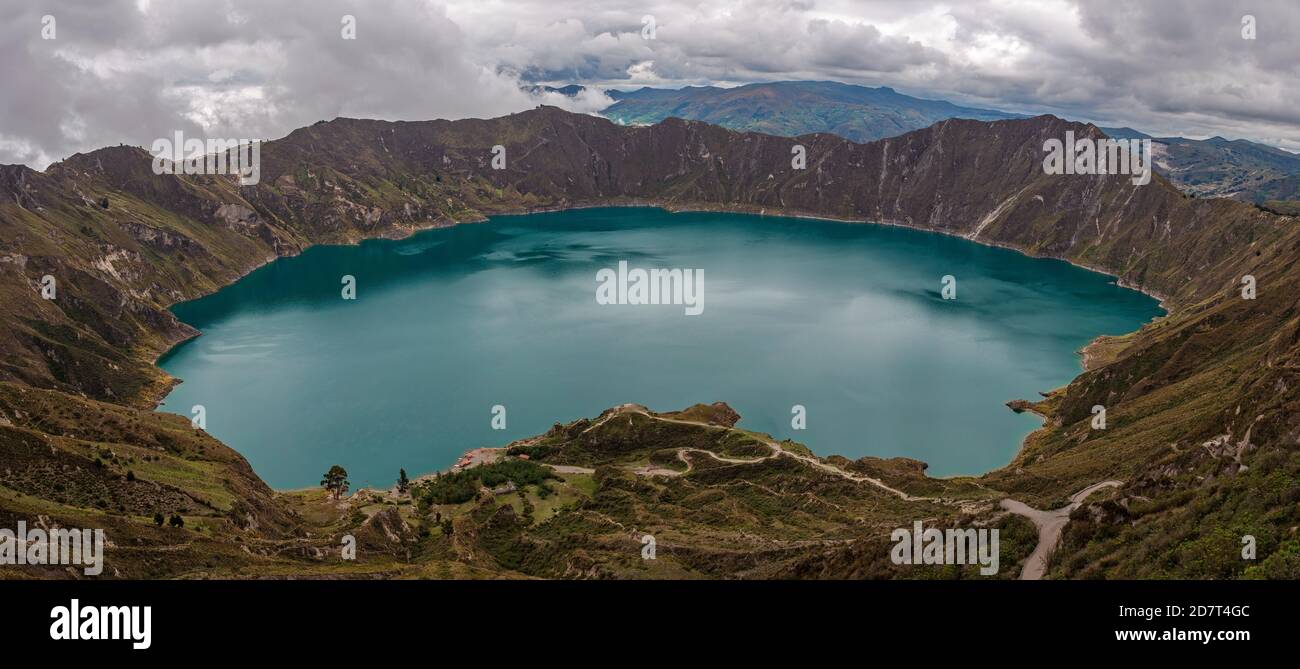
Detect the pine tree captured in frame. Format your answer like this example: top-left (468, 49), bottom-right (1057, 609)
top-left (320, 465), bottom-right (350, 500)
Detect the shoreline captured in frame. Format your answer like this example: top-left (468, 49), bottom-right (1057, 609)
top-left (147, 200), bottom-right (1171, 492)
top-left (279, 447), bottom-right (508, 497)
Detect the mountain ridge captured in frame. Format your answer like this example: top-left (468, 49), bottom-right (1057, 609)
top-left (3, 106), bottom-right (1299, 579)
top-left (602, 80), bottom-right (1022, 143)
top-left (597, 80), bottom-right (1300, 202)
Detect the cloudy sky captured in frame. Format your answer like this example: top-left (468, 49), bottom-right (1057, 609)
top-left (3, 0), bottom-right (1298, 168)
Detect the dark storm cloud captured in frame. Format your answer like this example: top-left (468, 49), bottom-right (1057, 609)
top-left (0, 0), bottom-right (581, 168)
top-left (2, 0), bottom-right (1298, 168)
top-left (454, 0), bottom-right (1300, 148)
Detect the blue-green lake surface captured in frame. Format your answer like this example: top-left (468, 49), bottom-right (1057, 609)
top-left (158, 207), bottom-right (1162, 489)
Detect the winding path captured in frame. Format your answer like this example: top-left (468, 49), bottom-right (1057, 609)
top-left (1000, 480), bottom-right (1122, 580)
top-left (586, 405), bottom-right (926, 502)
top-left (538, 404), bottom-right (1125, 579)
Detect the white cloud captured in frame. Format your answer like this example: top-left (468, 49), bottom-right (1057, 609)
top-left (2, 0), bottom-right (1298, 168)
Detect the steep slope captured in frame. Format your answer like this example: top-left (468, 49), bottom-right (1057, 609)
top-left (3, 108), bottom-right (1272, 403)
top-left (431, 402), bottom-right (1034, 579)
top-left (2, 106), bottom-right (1298, 578)
top-left (602, 82), bottom-right (1300, 204)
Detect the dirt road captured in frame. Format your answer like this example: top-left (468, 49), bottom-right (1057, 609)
top-left (1000, 480), bottom-right (1121, 580)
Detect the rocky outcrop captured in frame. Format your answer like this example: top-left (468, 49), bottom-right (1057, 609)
top-left (1, 107), bottom-right (1298, 578)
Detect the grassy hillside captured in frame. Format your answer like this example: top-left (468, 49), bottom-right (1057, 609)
top-left (601, 83), bottom-right (1300, 204)
top-left (2, 107), bottom-right (1299, 579)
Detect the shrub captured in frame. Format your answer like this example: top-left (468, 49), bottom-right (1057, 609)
top-left (417, 460), bottom-right (557, 505)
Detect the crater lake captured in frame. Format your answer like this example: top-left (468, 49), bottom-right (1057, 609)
top-left (158, 207), bottom-right (1163, 489)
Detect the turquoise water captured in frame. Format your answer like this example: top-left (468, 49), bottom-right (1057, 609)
top-left (158, 207), bottom-right (1162, 489)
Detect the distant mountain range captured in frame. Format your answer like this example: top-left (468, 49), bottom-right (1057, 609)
top-left (1101, 127), bottom-right (1300, 202)
top-left (592, 80), bottom-right (1300, 203)
top-left (602, 80), bottom-right (1020, 143)
top-left (3, 106), bottom-right (1299, 578)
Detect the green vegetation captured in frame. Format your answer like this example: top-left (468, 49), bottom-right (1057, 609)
top-left (320, 465), bottom-right (350, 500)
top-left (604, 81), bottom-right (1016, 143)
top-left (1258, 199), bottom-right (1300, 215)
top-left (3, 106), bottom-right (1299, 579)
top-left (414, 460), bottom-right (558, 505)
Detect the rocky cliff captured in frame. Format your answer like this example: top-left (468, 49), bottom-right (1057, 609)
top-left (2, 107), bottom-right (1298, 578)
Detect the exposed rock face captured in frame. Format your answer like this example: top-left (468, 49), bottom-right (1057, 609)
top-left (2, 107), bottom-right (1278, 403)
top-left (1, 107), bottom-right (1298, 578)
top-left (120, 221), bottom-right (203, 254)
top-left (354, 506), bottom-right (416, 554)
top-left (214, 202), bottom-right (260, 231)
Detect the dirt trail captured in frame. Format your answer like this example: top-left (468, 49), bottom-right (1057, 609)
top-left (415, 404), bottom-right (1122, 579)
top-left (1000, 480), bottom-right (1122, 580)
top-left (548, 464), bottom-right (596, 474)
top-left (597, 406), bottom-right (928, 502)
